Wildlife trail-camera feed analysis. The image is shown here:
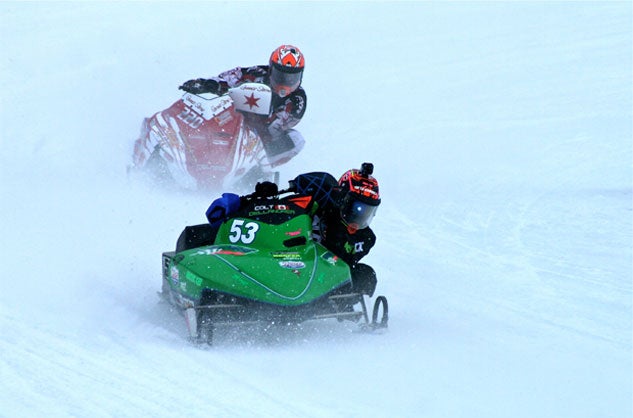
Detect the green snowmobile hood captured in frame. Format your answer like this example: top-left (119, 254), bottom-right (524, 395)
top-left (168, 213), bottom-right (350, 306)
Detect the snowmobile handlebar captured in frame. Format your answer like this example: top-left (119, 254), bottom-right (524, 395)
top-left (240, 181), bottom-right (295, 202)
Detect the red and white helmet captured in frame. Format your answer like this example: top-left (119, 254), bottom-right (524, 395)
top-left (269, 44), bottom-right (305, 97)
top-left (338, 163), bottom-right (380, 233)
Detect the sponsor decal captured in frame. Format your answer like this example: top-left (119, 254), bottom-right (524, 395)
top-left (185, 271), bottom-right (203, 287)
top-left (254, 204), bottom-right (289, 211)
top-left (241, 84), bottom-right (270, 93)
top-left (353, 184), bottom-right (379, 198)
top-left (195, 245), bottom-right (257, 256)
top-left (271, 251), bottom-right (301, 259)
top-left (208, 97), bottom-right (233, 116)
top-left (279, 260), bottom-right (306, 270)
top-left (248, 204), bottom-right (295, 217)
top-left (183, 96), bottom-right (206, 115)
top-left (343, 241), bottom-right (368, 254)
top-left (170, 266), bottom-right (180, 285)
top-left (321, 251), bottom-right (339, 265)
top-left (214, 110), bottom-right (233, 126)
top-left (182, 94), bottom-right (232, 119)
top-left (213, 250), bottom-right (246, 256)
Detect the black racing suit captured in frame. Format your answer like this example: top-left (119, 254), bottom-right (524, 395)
top-left (291, 172), bottom-right (378, 296)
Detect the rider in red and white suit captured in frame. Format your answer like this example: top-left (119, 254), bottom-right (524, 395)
top-left (178, 44), bottom-right (307, 167)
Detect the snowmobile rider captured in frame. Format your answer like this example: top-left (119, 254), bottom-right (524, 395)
top-left (179, 44), bottom-right (307, 167)
top-left (204, 163), bottom-right (381, 297)
top-left (289, 163), bottom-right (380, 297)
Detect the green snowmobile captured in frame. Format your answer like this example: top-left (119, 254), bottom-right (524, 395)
top-left (161, 188), bottom-right (388, 345)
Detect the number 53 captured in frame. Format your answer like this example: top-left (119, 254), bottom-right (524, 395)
top-left (228, 219), bottom-right (260, 244)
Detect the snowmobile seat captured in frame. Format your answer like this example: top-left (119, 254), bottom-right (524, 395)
top-left (176, 224), bottom-right (218, 252)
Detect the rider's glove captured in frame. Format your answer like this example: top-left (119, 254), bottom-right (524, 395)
top-left (205, 193), bottom-right (241, 227)
top-left (179, 79), bottom-right (222, 95)
top-left (254, 181), bottom-right (278, 197)
top-left (179, 78), bottom-right (205, 93)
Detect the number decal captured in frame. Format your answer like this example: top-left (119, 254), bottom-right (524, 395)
top-left (242, 222), bottom-right (260, 244)
top-left (177, 107), bottom-right (204, 129)
top-left (228, 219), bottom-right (244, 243)
top-left (228, 219), bottom-right (260, 244)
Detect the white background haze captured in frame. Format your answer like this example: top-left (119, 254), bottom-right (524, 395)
top-left (1, 2), bottom-right (631, 418)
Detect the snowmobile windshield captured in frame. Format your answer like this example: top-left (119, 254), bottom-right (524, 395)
top-left (270, 64), bottom-right (303, 97)
top-left (341, 199), bottom-right (378, 230)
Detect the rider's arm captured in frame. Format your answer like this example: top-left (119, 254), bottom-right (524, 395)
top-left (268, 88), bottom-right (307, 132)
top-left (199, 65), bottom-right (268, 93)
top-left (180, 65), bottom-right (263, 95)
top-left (323, 223), bottom-right (376, 267)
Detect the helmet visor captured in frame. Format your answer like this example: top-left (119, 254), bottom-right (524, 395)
top-left (270, 65), bottom-right (303, 97)
top-left (341, 199), bottom-right (378, 230)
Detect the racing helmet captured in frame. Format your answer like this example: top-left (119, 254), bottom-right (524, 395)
top-left (269, 44), bottom-right (305, 98)
top-left (338, 163), bottom-right (381, 233)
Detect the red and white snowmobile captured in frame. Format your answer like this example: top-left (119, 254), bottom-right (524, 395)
top-left (129, 83), bottom-right (301, 192)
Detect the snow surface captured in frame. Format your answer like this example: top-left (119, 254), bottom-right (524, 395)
top-left (1, 2), bottom-right (631, 417)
